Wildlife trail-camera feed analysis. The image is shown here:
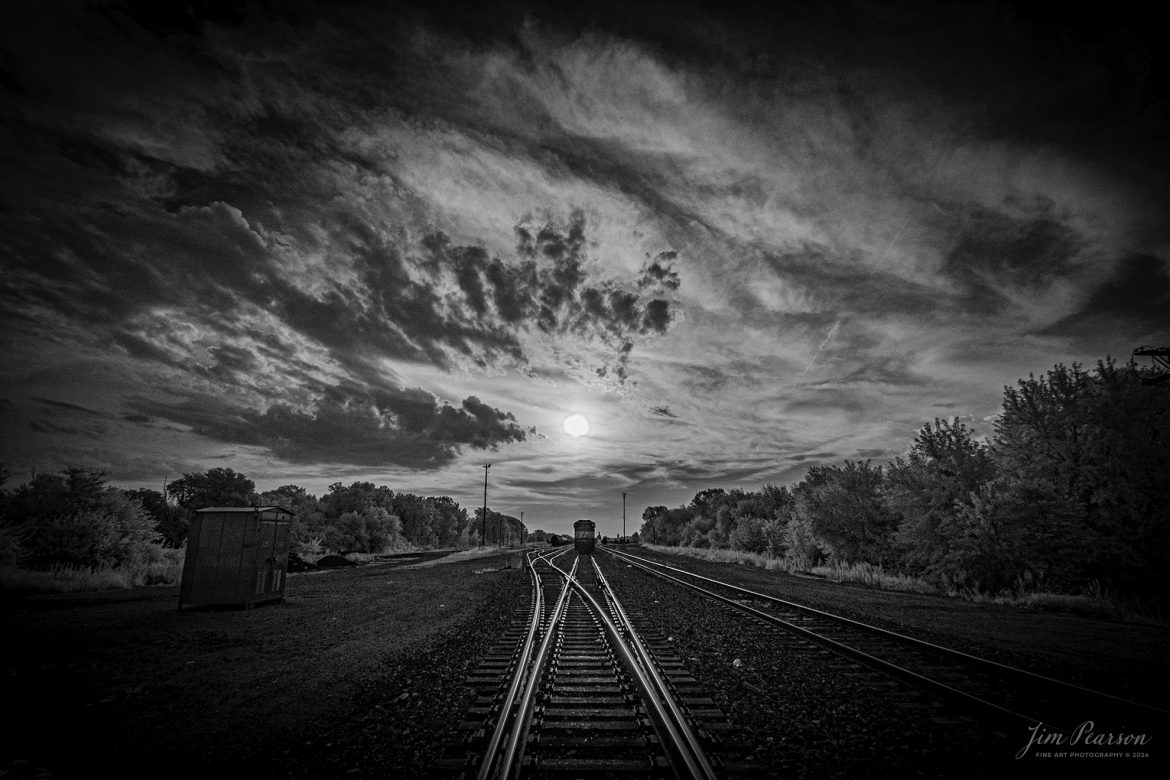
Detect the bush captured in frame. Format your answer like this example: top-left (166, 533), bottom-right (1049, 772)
top-left (728, 516), bottom-right (768, 554)
top-left (22, 491), bottom-right (162, 571)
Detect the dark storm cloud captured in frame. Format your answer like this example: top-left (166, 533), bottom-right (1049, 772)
top-left (127, 386), bottom-right (529, 469)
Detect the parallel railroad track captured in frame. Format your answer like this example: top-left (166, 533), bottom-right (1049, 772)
top-left (433, 549), bottom-right (760, 779)
top-left (603, 545), bottom-right (1170, 740)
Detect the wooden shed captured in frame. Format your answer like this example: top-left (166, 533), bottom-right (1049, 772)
top-left (179, 506), bottom-right (293, 610)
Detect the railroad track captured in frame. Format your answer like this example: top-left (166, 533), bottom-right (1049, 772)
top-left (433, 549), bottom-right (760, 779)
top-left (602, 545), bottom-right (1170, 739)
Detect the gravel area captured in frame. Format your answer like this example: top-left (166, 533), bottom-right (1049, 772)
top-left (3, 549), bottom-right (530, 779)
top-left (595, 547), bottom-right (1169, 778)
top-left (598, 554), bottom-right (996, 778)
top-left (6, 545), bottom-right (1166, 779)
top-left (610, 547), bottom-right (1170, 705)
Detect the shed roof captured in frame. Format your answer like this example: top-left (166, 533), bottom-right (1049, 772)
top-left (195, 506), bottom-right (294, 515)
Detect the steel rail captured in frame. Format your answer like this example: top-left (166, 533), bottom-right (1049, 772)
top-left (589, 555), bottom-right (718, 780)
top-left (492, 550), bottom-right (577, 780)
top-left (474, 549), bottom-right (546, 780)
top-left (606, 546), bottom-right (1170, 718)
top-left (544, 555), bottom-right (718, 780)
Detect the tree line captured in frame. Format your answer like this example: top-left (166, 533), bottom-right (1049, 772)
top-left (641, 358), bottom-right (1169, 608)
top-left (0, 466), bottom-right (526, 571)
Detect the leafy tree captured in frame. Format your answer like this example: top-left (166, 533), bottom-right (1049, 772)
top-left (0, 465), bottom-right (26, 565)
top-left (121, 487), bottom-right (182, 547)
top-left (689, 488), bottom-right (726, 518)
top-left (428, 496), bottom-right (467, 546)
top-left (168, 468), bottom-right (257, 509)
top-left (320, 481), bottom-right (393, 519)
top-left (399, 494), bottom-right (440, 547)
top-left (638, 506), bottom-right (671, 545)
top-left (5, 466), bottom-right (110, 519)
top-left (799, 461), bottom-right (896, 564)
top-left (760, 516), bottom-right (788, 557)
top-left (783, 499), bottom-right (826, 569)
top-left (759, 483), bottom-right (794, 515)
top-left (680, 511), bottom-right (715, 547)
top-left (944, 476), bottom-right (1092, 593)
top-left (885, 418), bottom-right (994, 575)
top-left (4, 468), bottom-right (161, 569)
top-left (991, 359), bottom-right (1170, 600)
top-left (322, 508), bottom-right (403, 553)
top-left (164, 468), bottom-right (258, 546)
top-left (728, 515), bottom-right (768, 553)
top-left (471, 507), bottom-right (524, 546)
top-left (259, 485), bottom-right (326, 549)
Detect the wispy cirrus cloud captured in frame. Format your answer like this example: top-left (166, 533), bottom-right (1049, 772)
top-left (1, 0), bottom-right (1166, 531)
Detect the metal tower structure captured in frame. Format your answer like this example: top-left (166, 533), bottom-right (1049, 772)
top-left (1133, 346), bottom-right (1170, 387)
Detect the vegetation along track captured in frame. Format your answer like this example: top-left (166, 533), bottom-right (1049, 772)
top-left (432, 549), bottom-right (762, 778)
top-left (603, 546), bottom-right (1170, 742)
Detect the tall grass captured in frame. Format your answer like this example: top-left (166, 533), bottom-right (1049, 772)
top-left (638, 543), bottom-right (1156, 621)
top-left (809, 560), bottom-right (937, 594)
top-left (639, 544), bottom-right (793, 573)
top-left (641, 546), bottom-right (937, 594)
top-left (0, 547), bottom-right (185, 595)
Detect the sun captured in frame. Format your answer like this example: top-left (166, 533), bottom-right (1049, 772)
top-left (562, 413), bottom-right (590, 437)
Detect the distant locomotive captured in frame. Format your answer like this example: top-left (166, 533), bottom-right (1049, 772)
top-left (573, 519), bottom-right (596, 554)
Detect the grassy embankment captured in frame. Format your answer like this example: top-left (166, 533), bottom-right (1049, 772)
top-left (636, 543), bottom-right (1149, 623)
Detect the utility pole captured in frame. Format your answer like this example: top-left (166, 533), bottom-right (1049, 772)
top-left (622, 491), bottom-right (626, 542)
top-left (520, 511), bottom-right (524, 544)
top-left (482, 463), bottom-right (490, 546)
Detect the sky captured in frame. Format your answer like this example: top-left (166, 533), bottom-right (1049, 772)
top-left (1, 0), bottom-right (1167, 537)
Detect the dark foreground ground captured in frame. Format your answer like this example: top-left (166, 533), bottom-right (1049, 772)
top-left (3, 548), bottom-right (530, 779)
top-left (4, 545), bottom-right (1168, 778)
top-left (600, 546), bottom-right (1170, 778)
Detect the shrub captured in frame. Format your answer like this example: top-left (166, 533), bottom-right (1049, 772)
top-left (0, 522), bottom-right (28, 567)
top-left (728, 516), bottom-right (768, 554)
top-left (22, 493), bottom-right (161, 571)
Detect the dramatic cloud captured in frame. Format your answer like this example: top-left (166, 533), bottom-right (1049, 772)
top-left (1, 0), bottom-right (1166, 532)
top-left (126, 388), bottom-right (530, 469)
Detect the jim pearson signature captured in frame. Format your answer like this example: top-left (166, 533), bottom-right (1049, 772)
top-left (1017, 721), bottom-right (1151, 760)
